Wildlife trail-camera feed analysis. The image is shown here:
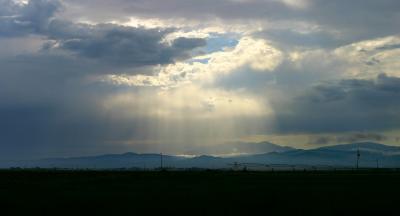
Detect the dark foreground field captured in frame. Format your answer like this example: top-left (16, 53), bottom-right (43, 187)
top-left (1, 170), bottom-right (399, 215)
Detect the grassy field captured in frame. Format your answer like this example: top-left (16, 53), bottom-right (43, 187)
top-left (1, 170), bottom-right (399, 215)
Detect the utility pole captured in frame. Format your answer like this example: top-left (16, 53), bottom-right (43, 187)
top-left (356, 146), bottom-right (360, 170)
top-left (160, 153), bottom-right (163, 170)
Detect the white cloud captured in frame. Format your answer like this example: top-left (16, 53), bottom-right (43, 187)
top-left (335, 35), bottom-right (400, 79)
top-left (104, 36), bottom-right (283, 88)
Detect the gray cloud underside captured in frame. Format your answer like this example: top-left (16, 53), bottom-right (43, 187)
top-left (65, 0), bottom-right (400, 44)
top-left (47, 21), bottom-right (206, 66)
top-left (311, 132), bottom-right (388, 145)
top-left (0, 0), bottom-right (60, 37)
top-left (272, 74), bottom-right (400, 133)
top-left (0, 0), bottom-right (206, 68)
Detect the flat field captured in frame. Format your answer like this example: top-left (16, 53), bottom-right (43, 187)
top-left (1, 170), bottom-right (399, 215)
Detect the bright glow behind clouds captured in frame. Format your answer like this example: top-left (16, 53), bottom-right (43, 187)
top-left (104, 37), bottom-right (283, 88)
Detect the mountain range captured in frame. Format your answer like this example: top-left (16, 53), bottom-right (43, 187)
top-left (3, 142), bottom-right (400, 170)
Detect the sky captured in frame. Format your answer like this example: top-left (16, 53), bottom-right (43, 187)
top-left (1, 0), bottom-right (400, 159)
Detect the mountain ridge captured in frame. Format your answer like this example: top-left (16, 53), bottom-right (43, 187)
top-left (3, 142), bottom-right (400, 169)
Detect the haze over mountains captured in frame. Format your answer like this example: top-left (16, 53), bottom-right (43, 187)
top-left (185, 141), bottom-right (295, 156)
top-left (3, 142), bottom-right (400, 170)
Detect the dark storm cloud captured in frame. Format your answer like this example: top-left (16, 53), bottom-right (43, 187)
top-left (0, 52), bottom-right (109, 154)
top-left (336, 133), bottom-right (388, 144)
top-left (0, 101), bottom-right (151, 159)
top-left (1, 0), bottom-right (206, 68)
top-left (0, 0), bottom-right (60, 37)
top-left (272, 74), bottom-right (400, 133)
top-left (0, 57), bottom-right (152, 159)
top-left (311, 133), bottom-right (388, 145)
top-left (46, 21), bottom-right (206, 66)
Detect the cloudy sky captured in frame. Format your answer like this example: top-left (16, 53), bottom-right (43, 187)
top-left (1, 0), bottom-right (400, 159)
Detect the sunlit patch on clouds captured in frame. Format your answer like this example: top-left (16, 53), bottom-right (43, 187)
top-left (335, 35), bottom-right (400, 79)
top-left (279, 0), bottom-right (310, 9)
top-left (103, 36), bottom-right (283, 88)
top-left (12, 0), bottom-right (28, 5)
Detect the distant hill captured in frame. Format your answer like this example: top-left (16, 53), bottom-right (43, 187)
top-left (194, 141), bottom-right (296, 156)
top-left (3, 142), bottom-right (400, 169)
top-left (316, 142), bottom-right (400, 155)
top-left (235, 142), bottom-right (400, 168)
